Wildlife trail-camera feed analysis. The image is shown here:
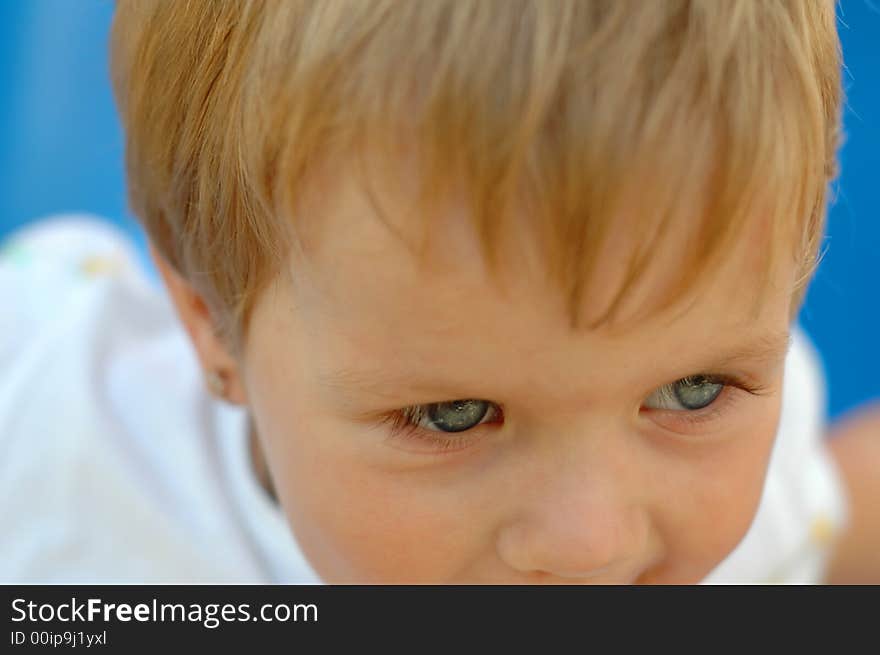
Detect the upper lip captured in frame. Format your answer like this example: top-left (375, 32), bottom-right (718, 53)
top-left (516, 566), bottom-right (645, 585)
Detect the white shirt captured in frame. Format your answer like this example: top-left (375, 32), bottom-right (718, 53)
top-left (0, 215), bottom-right (848, 584)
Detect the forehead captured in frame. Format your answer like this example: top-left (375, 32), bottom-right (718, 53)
top-left (268, 157), bottom-right (795, 401)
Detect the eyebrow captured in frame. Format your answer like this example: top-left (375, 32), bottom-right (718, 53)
top-left (703, 329), bottom-right (793, 371)
top-left (317, 364), bottom-right (456, 400)
top-left (317, 329), bottom-right (793, 398)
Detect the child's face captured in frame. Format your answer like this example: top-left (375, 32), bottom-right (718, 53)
top-left (239, 161), bottom-right (796, 584)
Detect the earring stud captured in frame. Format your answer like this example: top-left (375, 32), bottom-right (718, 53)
top-left (207, 370), bottom-right (228, 398)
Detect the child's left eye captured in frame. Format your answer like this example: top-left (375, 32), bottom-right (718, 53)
top-left (643, 375), bottom-right (727, 411)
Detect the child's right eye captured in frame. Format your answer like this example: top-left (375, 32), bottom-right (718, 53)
top-left (377, 400), bottom-right (504, 454)
top-left (398, 400), bottom-right (501, 433)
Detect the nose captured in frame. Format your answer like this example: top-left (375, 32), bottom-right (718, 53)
top-left (495, 450), bottom-right (655, 581)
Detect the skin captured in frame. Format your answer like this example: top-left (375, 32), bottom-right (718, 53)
top-left (154, 158), bottom-right (809, 584)
top-left (825, 403), bottom-right (880, 583)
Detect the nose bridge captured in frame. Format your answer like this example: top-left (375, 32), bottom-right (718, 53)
top-left (496, 419), bottom-right (651, 579)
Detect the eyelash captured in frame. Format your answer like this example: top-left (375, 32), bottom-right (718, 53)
top-left (378, 374), bottom-right (769, 453)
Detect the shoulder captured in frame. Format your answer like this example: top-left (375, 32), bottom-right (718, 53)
top-left (0, 214), bottom-right (147, 291)
top-left (1, 215), bottom-right (149, 358)
top-left (0, 216), bottom-right (266, 582)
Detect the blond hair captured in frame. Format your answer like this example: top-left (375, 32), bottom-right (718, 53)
top-left (111, 0), bottom-right (843, 354)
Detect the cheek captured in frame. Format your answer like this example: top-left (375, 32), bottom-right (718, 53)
top-left (249, 395), bottom-right (480, 583)
top-left (243, 300), bottom-right (486, 583)
top-left (651, 402), bottom-right (782, 583)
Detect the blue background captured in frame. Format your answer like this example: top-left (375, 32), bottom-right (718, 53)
top-left (1, 0), bottom-right (878, 420)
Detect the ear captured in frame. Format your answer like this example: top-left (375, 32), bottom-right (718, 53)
top-left (148, 242), bottom-right (248, 406)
